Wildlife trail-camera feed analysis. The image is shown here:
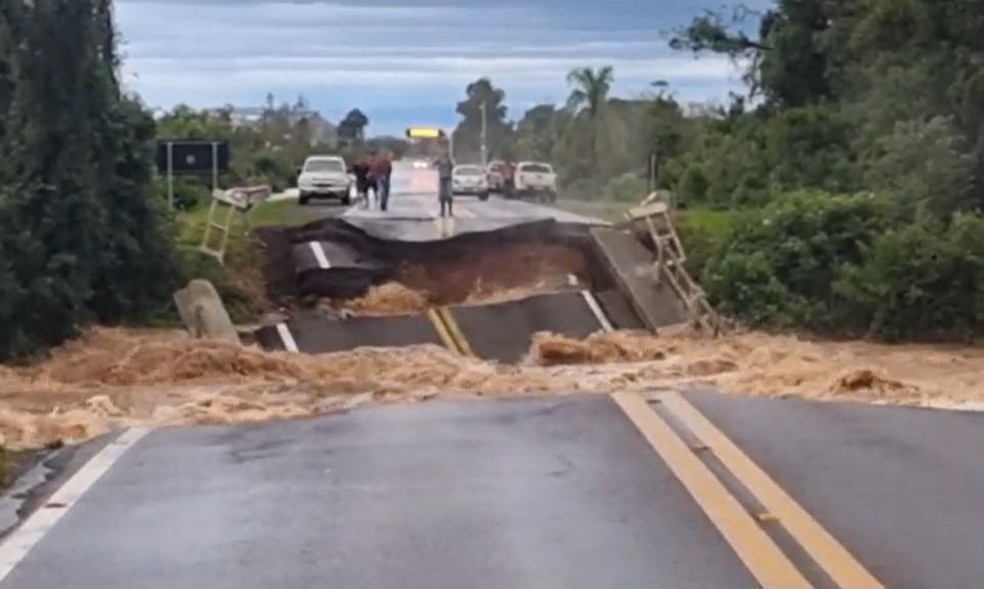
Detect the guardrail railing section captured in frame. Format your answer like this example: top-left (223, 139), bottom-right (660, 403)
top-left (627, 192), bottom-right (721, 335)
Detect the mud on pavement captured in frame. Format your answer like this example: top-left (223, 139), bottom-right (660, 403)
top-left (5, 327), bottom-right (984, 451)
top-left (6, 216), bottom-right (984, 451)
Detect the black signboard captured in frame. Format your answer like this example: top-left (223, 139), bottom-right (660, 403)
top-left (156, 140), bottom-right (230, 174)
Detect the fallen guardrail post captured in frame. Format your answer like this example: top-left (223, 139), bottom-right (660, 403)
top-left (199, 185), bottom-right (272, 264)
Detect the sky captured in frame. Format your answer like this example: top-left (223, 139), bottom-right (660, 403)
top-left (116, 0), bottom-right (772, 135)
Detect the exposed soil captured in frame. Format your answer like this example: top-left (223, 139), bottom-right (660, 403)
top-left (394, 241), bottom-right (588, 305)
top-left (3, 327), bottom-right (984, 451)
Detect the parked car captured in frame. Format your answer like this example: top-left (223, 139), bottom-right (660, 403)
top-left (297, 155), bottom-right (351, 205)
top-left (513, 161), bottom-right (557, 202)
top-left (451, 164), bottom-right (490, 200)
top-left (486, 160), bottom-right (505, 193)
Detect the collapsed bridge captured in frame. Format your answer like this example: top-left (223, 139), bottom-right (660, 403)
top-left (242, 193), bottom-right (717, 364)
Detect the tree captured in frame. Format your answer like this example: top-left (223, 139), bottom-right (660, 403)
top-left (339, 108), bottom-right (369, 143)
top-left (452, 77), bottom-right (513, 163)
top-left (564, 66), bottom-right (615, 178)
top-left (514, 104), bottom-right (560, 162)
top-left (565, 66), bottom-right (614, 117)
top-left (0, 0), bottom-right (180, 360)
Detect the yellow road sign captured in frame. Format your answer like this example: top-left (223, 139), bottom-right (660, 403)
top-left (406, 127), bottom-right (444, 139)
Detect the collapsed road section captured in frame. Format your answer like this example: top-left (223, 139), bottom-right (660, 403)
top-left (250, 199), bottom-right (710, 363)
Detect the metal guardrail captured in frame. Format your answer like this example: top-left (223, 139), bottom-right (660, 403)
top-left (200, 185), bottom-right (272, 264)
top-left (625, 190), bottom-right (721, 335)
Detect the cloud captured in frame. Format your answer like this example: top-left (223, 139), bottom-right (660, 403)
top-left (115, 0), bottom-right (749, 132)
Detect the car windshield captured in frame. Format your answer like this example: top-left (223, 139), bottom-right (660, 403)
top-left (455, 166), bottom-right (483, 176)
top-left (519, 163), bottom-right (552, 173)
top-left (305, 159), bottom-right (345, 173)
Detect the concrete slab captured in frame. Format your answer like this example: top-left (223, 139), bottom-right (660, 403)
top-left (171, 279), bottom-right (240, 345)
top-left (687, 390), bottom-right (984, 589)
top-left (593, 288), bottom-right (646, 331)
top-left (0, 397), bottom-right (756, 589)
top-left (589, 226), bottom-right (687, 330)
top-left (256, 313), bottom-right (444, 354)
top-left (449, 292), bottom-right (605, 363)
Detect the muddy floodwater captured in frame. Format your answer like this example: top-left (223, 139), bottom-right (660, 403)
top-left (3, 327), bottom-right (984, 451)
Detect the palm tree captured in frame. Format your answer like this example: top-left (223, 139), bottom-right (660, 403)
top-left (565, 66), bottom-right (615, 177)
top-left (565, 66), bottom-right (614, 117)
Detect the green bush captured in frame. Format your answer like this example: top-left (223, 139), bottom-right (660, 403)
top-left (702, 191), bottom-right (899, 331)
top-left (155, 176), bottom-right (211, 211)
top-left (835, 215), bottom-right (984, 340)
top-left (604, 172), bottom-right (649, 202)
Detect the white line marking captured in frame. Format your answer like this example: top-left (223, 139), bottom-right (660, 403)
top-left (0, 427), bottom-right (151, 582)
top-left (308, 242), bottom-right (331, 270)
top-left (581, 290), bottom-right (614, 332)
top-left (275, 323), bottom-right (300, 353)
top-left (456, 206), bottom-right (477, 219)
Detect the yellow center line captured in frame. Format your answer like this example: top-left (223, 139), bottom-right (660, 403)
top-left (611, 392), bottom-right (812, 589)
top-left (660, 392), bottom-right (884, 589)
top-left (437, 307), bottom-right (476, 358)
top-left (427, 309), bottom-right (461, 354)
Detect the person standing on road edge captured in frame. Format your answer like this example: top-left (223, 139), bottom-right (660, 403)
top-left (436, 151), bottom-right (454, 218)
top-left (365, 151), bottom-right (380, 207)
top-left (352, 155), bottom-right (372, 208)
top-left (501, 160), bottom-right (515, 199)
top-left (374, 150), bottom-right (393, 211)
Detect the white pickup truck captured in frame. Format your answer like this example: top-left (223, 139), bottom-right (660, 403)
top-left (297, 155), bottom-right (352, 205)
top-left (513, 161), bottom-right (557, 202)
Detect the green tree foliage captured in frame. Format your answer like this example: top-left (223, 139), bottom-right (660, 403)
top-left (0, 0), bottom-right (180, 360)
top-left (661, 0), bottom-right (984, 340)
top-left (452, 77), bottom-right (514, 162)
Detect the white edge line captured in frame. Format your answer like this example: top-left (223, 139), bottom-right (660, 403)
top-left (308, 242), bottom-right (331, 270)
top-left (0, 427), bottom-right (151, 582)
top-left (581, 290), bottom-right (614, 332)
top-left (275, 323), bottom-right (300, 353)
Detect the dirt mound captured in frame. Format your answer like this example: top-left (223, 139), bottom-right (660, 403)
top-left (397, 241), bottom-right (587, 306)
top-left (340, 283), bottom-right (430, 317)
top-left (531, 331), bottom-right (671, 365)
top-left (825, 368), bottom-right (920, 398)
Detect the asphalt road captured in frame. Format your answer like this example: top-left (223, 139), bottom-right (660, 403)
top-left (2, 391), bottom-right (984, 588)
top-left (284, 160), bottom-right (603, 228)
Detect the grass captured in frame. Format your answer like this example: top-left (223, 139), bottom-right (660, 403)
top-left (166, 197), bottom-right (322, 326)
top-left (176, 198), bottom-right (316, 246)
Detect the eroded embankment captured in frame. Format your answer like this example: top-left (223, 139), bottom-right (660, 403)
top-left (3, 327), bottom-right (984, 451)
top-left (257, 218), bottom-right (606, 316)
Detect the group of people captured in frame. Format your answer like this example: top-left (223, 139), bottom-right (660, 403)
top-left (350, 151), bottom-right (393, 211)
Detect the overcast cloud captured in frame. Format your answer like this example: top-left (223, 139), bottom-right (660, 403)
top-left (116, 0), bottom-right (770, 134)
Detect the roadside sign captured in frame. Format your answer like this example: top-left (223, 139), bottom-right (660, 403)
top-left (155, 139), bottom-right (230, 210)
top-left (405, 127), bottom-right (444, 140)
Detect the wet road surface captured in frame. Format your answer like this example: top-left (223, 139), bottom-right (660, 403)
top-left (3, 392), bottom-right (984, 587)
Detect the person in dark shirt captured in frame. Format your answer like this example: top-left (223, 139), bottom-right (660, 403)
top-left (435, 151), bottom-right (454, 218)
top-left (351, 156), bottom-right (372, 207)
top-left (373, 150), bottom-right (394, 211)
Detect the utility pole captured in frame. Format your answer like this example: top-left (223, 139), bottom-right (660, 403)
top-left (479, 101), bottom-right (488, 167)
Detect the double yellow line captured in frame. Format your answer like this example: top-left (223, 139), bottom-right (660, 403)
top-left (613, 392), bottom-right (884, 589)
top-left (428, 307), bottom-right (475, 357)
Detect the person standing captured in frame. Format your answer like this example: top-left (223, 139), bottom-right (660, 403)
top-left (436, 151), bottom-right (455, 218)
top-left (351, 155), bottom-right (372, 208)
top-left (374, 150), bottom-right (393, 211)
top-left (500, 160), bottom-right (515, 199)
